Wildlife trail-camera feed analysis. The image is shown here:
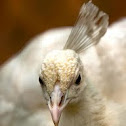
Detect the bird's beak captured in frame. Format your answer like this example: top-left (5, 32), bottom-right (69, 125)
top-left (48, 85), bottom-right (69, 126)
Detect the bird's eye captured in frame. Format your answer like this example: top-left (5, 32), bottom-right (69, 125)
top-left (39, 77), bottom-right (44, 86)
top-left (75, 74), bottom-right (81, 85)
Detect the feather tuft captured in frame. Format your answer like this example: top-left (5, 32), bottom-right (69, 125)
top-left (64, 1), bottom-right (109, 53)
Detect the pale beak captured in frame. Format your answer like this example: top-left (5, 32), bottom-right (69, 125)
top-left (48, 85), bottom-right (69, 126)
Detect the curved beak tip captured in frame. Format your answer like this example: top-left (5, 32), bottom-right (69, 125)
top-left (49, 105), bottom-right (61, 126)
top-left (54, 122), bottom-right (59, 126)
top-left (47, 85), bottom-right (69, 126)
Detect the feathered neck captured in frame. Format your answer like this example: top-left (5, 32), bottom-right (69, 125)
top-left (59, 82), bottom-right (115, 126)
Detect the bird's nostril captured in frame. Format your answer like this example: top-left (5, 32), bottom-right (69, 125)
top-left (50, 96), bottom-right (53, 106)
top-left (59, 95), bottom-right (65, 106)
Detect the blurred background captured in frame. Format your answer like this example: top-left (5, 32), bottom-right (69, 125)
top-left (0, 0), bottom-right (126, 65)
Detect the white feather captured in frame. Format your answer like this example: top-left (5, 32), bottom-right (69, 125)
top-left (64, 1), bottom-right (109, 53)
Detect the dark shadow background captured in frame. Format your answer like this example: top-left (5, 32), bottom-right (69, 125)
top-left (0, 0), bottom-right (126, 65)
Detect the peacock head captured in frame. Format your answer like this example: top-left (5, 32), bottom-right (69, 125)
top-left (39, 49), bottom-right (84, 125)
top-left (39, 1), bottom-right (109, 126)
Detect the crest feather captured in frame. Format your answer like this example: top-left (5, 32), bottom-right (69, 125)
top-left (64, 1), bottom-right (109, 53)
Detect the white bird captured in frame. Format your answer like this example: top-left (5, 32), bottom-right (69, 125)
top-left (0, 1), bottom-right (126, 126)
